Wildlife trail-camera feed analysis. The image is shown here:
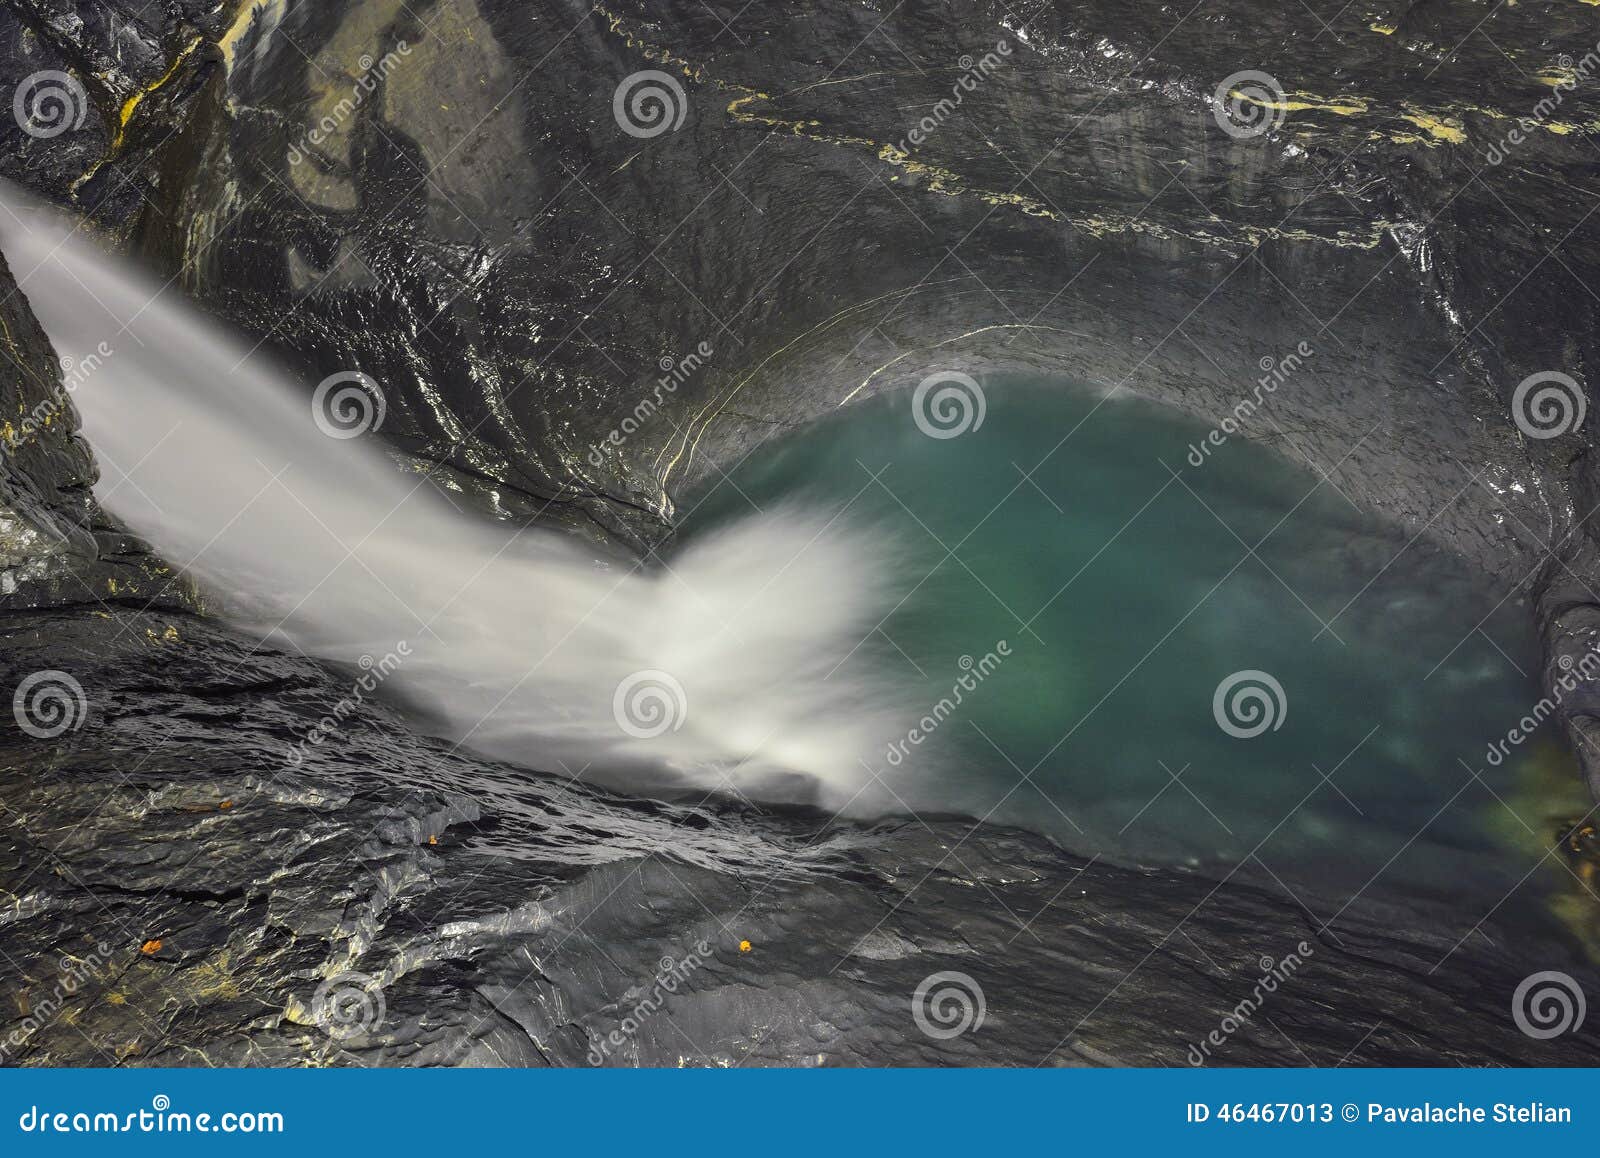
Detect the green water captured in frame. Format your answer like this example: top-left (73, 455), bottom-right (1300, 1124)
top-left (679, 378), bottom-right (1554, 916)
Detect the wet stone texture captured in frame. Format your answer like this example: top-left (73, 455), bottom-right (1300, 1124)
top-left (3, 610), bottom-right (1599, 1067)
top-left (1, 0), bottom-right (1600, 1063)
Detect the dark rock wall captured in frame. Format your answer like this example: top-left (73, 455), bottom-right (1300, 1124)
top-left (0, 248), bottom-right (186, 608)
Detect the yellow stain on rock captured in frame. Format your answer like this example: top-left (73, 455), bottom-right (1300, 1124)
top-left (112, 39), bottom-right (203, 153)
top-left (1536, 69), bottom-right (1577, 88)
top-left (1232, 88), bottom-right (1368, 116)
top-left (1400, 109), bottom-right (1467, 144)
top-left (73, 37), bottom-right (204, 194)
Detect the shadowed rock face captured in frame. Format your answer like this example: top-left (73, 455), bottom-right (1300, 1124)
top-left (1, 0), bottom-right (1600, 1065)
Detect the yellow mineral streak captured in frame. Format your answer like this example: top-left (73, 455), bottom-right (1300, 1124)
top-left (1232, 88), bottom-right (1368, 116)
top-left (72, 37), bottom-right (203, 194)
top-left (1400, 108), bottom-right (1468, 144)
top-left (114, 38), bottom-right (203, 155)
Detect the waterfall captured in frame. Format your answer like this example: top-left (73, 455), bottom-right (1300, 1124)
top-left (0, 193), bottom-right (909, 809)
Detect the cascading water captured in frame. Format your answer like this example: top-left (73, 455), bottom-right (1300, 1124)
top-left (0, 197), bottom-right (915, 808)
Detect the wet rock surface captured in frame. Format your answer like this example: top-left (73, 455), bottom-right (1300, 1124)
top-left (3, 608), bottom-right (1598, 1066)
top-left (1, 0), bottom-right (1599, 1064)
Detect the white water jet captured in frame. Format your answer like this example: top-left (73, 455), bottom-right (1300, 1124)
top-left (0, 195), bottom-right (910, 808)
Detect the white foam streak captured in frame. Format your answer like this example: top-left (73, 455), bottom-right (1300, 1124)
top-left (0, 199), bottom-right (908, 808)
